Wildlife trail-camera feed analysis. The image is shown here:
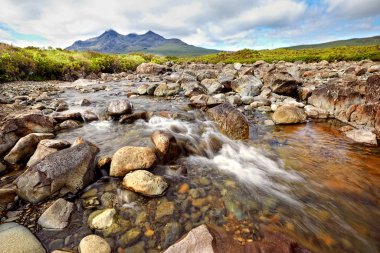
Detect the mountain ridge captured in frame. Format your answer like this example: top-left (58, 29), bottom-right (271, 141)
top-left (286, 35), bottom-right (380, 50)
top-left (66, 30), bottom-right (219, 57)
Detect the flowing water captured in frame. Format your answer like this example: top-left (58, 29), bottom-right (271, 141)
top-left (37, 81), bottom-right (380, 252)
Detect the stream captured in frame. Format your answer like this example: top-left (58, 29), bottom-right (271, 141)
top-left (34, 80), bottom-right (380, 253)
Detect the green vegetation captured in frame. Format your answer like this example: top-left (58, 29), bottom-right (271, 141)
top-left (1, 43), bottom-right (380, 83)
top-left (0, 43), bottom-right (167, 83)
top-left (287, 35), bottom-right (380, 50)
top-left (177, 45), bottom-right (380, 64)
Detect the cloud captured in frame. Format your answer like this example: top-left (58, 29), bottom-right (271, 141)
top-left (326, 0), bottom-right (380, 19)
top-left (0, 0), bottom-right (379, 50)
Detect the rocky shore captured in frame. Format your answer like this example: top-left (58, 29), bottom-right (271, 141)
top-left (0, 59), bottom-right (379, 252)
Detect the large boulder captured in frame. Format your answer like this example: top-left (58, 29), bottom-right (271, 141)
top-left (136, 63), bottom-right (165, 75)
top-left (263, 69), bottom-right (302, 96)
top-left (0, 110), bottom-right (54, 156)
top-left (107, 99), bottom-right (132, 116)
top-left (15, 138), bottom-right (99, 203)
top-left (272, 105), bottom-right (307, 124)
top-left (4, 133), bottom-right (54, 164)
top-left (110, 146), bottom-right (157, 177)
top-left (231, 75), bottom-right (263, 97)
top-left (308, 78), bottom-right (365, 120)
top-left (37, 198), bottom-right (74, 229)
top-left (206, 103), bottom-right (249, 140)
top-left (122, 170), bottom-right (168, 197)
top-left (0, 223), bottom-right (46, 253)
top-left (27, 139), bottom-right (71, 167)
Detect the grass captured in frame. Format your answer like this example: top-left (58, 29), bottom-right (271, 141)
top-left (0, 43), bottom-right (167, 83)
top-left (1, 43), bottom-right (380, 83)
top-left (177, 45), bottom-right (380, 64)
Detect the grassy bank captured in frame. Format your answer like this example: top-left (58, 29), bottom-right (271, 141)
top-left (177, 45), bottom-right (380, 64)
top-left (1, 43), bottom-right (380, 83)
top-left (0, 43), bottom-right (167, 83)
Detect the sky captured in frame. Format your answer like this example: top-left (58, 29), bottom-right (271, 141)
top-left (0, 0), bottom-right (380, 50)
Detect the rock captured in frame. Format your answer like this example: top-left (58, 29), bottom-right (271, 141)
top-left (368, 65), bottom-right (380, 73)
top-left (110, 146), bottom-right (157, 177)
top-left (55, 100), bottom-right (69, 112)
top-left (264, 119), bottom-right (275, 126)
top-left (15, 138), bottom-right (99, 203)
top-left (231, 75), bottom-right (263, 97)
top-left (307, 78), bottom-right (364, 119)
top-left (97, 156), bottom-right (112, 169)
top-left (151, 130), bottom-right (181, 162)
top-left (0, 110), bottom-right (54, 156)
top-left (27, 139), bottom-right (71, 167)
top-left (201, 79), bottom-right (223, 95)
top-left (107, 99), bottom-right (132, 116)
top-left (4, 133), bottom-right (54, 164)
top-left (59, 120), bottom-right (80, 129)
top-left (207, 103), bottom-right (249, 139)
top-left (120, 228), bottom-right (141, 246)
top-left (0, 188), bottom-right (16, 212)
top-left (136, 62), bottom-right (165, 75)
top-left (217, 69), bottom-right (237, 88)
top-left (38, 198), bottom-right (74, 229)
top-left (52, 112), bottom-right (83, 122)
top-left (80, 99), bottom-right (91, 106)
top-left (137, 83), bottom-right (158, 95)
top-left (164, 225), bottom-right (213, 253)
top-left (156, 201), bottom-right (175, 220)
top-left (119, 111), bottom-right (147, 124)
top-left (366, 75), bottom-right (380, 103)
top-left (154, 83), bottom-right (180, 97)
top-left (0, 162), bottom-right (6, 174)
top-left (79, 235), bottom-right (111, 253)
top-left (0, 223), bottom-right (46, 253)
top-left (344, 129), bottom-right (377, 145)
top-left (263, 69), bottom-right (302, 96)
top-left (304, 105), bottom-right (329, 119)
top-left (82, 110), bottom-right (98, 122)
top-left (272, 105), bottom-right (307, 124)
top-left (88, 208), bottom-right (116, 230)
top-left (161, 222), bottom-right (183, 249)
top-left (122, 170), bottom-right (168, 197)
top-left (226, 95), bottom-right (242, 106)
top-left (233, 63), bottom-right (242, 70)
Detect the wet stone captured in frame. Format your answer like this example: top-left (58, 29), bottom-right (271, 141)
top-left (161, 222), bottom-right (183, 249)
top-left (155, 201), bottom-right (175, 220)
top-left (120, 228), bottom-right (142, 247)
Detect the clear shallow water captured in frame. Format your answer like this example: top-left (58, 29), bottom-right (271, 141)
top-left (50, 82), bottom-right (380, 252)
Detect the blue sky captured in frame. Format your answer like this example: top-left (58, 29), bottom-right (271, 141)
top-left (0, 0), bottom-right (379, 50)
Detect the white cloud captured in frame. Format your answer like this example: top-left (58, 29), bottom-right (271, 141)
top-left (326, 0), bottom-right (380, 19)
top-left (0, 0), bottom-right (379, 50)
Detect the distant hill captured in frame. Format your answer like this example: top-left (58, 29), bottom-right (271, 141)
top-left (287, 35), bottom-right (380, 50)
top-left (66, 30), bottom-right (219, 57)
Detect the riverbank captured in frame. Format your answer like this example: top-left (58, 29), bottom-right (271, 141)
top-left (0, 60), bottom-right (380, 252)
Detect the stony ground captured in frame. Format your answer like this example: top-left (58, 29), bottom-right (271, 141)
top-left (0, 59), bottom-right (379, 253)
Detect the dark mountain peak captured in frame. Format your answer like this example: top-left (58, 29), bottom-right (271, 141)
top-left (143, 30), bottom-right (164, 39)
top-left (100, 29), bottom-right (120, 38)
top-left (66, 29), bottom-right (219, 56)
